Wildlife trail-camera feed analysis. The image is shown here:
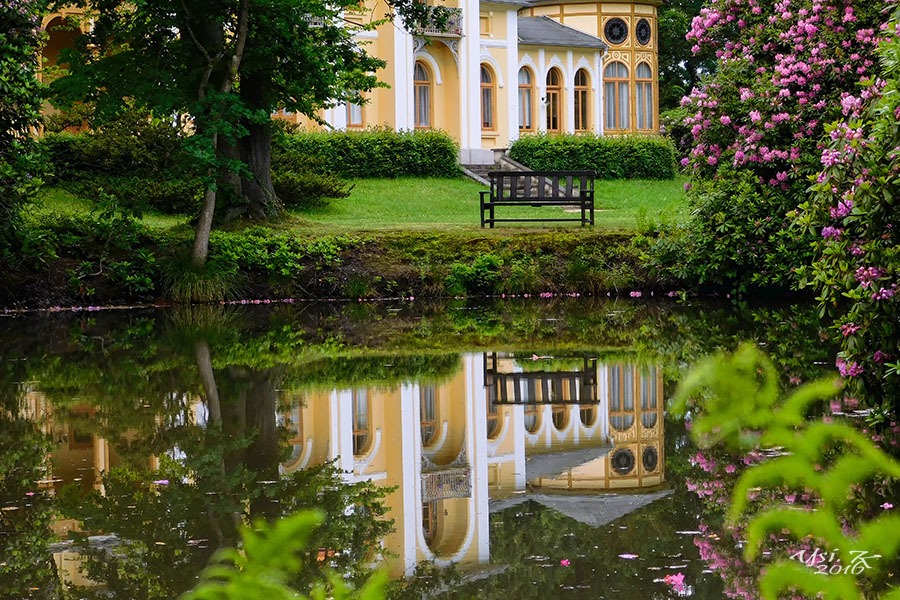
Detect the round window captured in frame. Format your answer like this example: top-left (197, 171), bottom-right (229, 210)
top-left (604, 18), bottom-right (628, 45)
top-left (611, 448), bottom-right (635, 475)
top-left (636, 18), bottom-right (652, 45)
top-left (643, 446), bottom-right (659, 472)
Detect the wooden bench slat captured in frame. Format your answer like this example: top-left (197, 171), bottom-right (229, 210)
top-left (481, 169), bottom-right (596, 228)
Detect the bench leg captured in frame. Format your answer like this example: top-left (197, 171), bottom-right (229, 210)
top-left (490, 205), bottom-right (495, 229)
top-left (581, 204), bottom-right (586, 227)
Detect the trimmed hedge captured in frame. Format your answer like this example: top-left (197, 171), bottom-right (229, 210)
top-left (277, 128), bottom-right (460, 178)
top-left (508, 133), bottom-right (677, 180)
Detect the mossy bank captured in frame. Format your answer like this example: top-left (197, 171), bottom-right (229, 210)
top-left (2, 219), bottom-right (655, 309)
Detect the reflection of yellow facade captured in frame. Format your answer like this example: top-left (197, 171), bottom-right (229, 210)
top-left (31, 354), bottom-right (665, 586)
top-left (42, 0), bottom-right (659, 166)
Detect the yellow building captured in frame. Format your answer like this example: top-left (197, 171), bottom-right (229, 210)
top-left (42, 1), bottom-right (660, 166)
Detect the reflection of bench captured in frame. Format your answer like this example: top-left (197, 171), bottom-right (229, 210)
top-left (483, 352), bottom-right (599, 404)
top-left (480, 170), bottom-right (596, 228)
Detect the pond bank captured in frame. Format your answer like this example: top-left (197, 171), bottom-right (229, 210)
top-left (2, 228), bottom-right (659, 309)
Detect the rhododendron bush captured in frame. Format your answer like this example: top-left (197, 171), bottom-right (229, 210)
top-left (796, 4), bottom-right (900, 409)
top-left (656, 0), bottom-right (885, 290)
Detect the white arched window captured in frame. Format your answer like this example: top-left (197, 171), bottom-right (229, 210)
top-left (636, 62), bottom-right (654, 130)
top-left (604, 61), bottom-right (629, 131)
top-left (518, 67), bottom-right (534, 131)
top-left (545, 68), bottom-right (563, 133)
top-left (574, 68), bottom-right (590, 132)
top-left (414, 61), bottom-right (431, 129)
top-left (481, 65), bottom-right (495, 130)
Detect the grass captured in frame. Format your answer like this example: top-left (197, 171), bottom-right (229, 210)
top-left (32, 175), bottom-right (687, 234)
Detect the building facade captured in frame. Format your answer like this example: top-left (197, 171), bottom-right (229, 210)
top-left (42, 0), bottom-right (660, 164)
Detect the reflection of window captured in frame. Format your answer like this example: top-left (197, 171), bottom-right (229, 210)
top-left (609, 365), bottom-right (635, 431)
top-left (546, 68), bottom-right (562, 133)
top-left (636, 63), bottom-right (654, 130)
top-left (524, 403), bottom-right (539, 433)
top-left (423, 501), bottom-right (437, 544)
top-left (421, 385), bottom-right (437, 446)
top-left (352, 389), bottom-right (371, 455)
top-left (487, 395), bottom-right (500, 439)
top-left (604, 61), bottom-right (629, 131)
top-left (574, 68), bottom-right (590, 132)
top-left (518, 67), bottom-right (534, 131)
top-left (580, 405), bottom-right (596, 427)
top-left (481, 65), bottom-right (495, 130)
top-left (552, 405), bottom-right (568, 430)
top-left (641, 365), bottom-right (659, 428)
top-left (414, 61), bottom-right (431, 129)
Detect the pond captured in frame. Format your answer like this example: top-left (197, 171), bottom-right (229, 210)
top-left (0, 298), bottom-right (834, 599)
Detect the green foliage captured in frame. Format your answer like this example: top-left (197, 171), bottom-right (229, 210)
top-left (0, 1), bottom-right (48, 255)
top-left (656, 0), bottom-right (717, 110)
top-left (278, 128), bottom-right (461, 179)
top-left (508, 133), bottom-right (677, 180)
top-left (161, 251), bottom-right (242, 303)
top-left (445, 254), bottom-right (504, 296)
top-left (673, 344), bottom-right (900, 599)
top-left (184, 511), bottom-right (387, 600)
top-left (271, 147), bottom-right (351, 210)
top-left (794, 5), bottom-right (900, 410)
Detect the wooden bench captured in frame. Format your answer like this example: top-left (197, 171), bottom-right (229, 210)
top-left (480, 170), bottom-right (596, 228)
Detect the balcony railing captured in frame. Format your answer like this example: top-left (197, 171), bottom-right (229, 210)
top-left (416, 8), bottom-right (463, 37)
top-left (421, 467), bottom-right (471, 503)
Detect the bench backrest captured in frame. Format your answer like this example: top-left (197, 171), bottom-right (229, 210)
top-left (487, 170), bottom-right (596, 202)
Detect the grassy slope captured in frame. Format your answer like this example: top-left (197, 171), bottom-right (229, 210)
top-left (34, 176), bottom-right (687, 234)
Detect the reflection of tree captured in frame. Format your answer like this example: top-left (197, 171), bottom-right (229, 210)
top-left (48, 308), bottom-right (394, 598)
top-left (0, 383), bottom-right (58, 599)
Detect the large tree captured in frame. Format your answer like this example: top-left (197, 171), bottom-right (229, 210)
top-left (49, 0), bottom-right (447, 266)
top-left (656, 0), bottom-right (716, 110)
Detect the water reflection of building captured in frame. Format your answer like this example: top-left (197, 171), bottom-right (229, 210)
top-left (29, 352), bottom-right (665, 585)
top-left (279, 353), bottom-right (665, 577)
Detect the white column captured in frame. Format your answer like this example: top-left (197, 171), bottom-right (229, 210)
top-left (598, 365), bottom-right (610, 442)
top-left (506, 10), bottom-right (520, 144)
top-left (462, 0), bottom-right (482, 150)
top-left (394, 27), bottom-right (415, 131)
top-left (565, 50), bottom-right (575, 133)
top-left (512, 404), bottom-right (526, 489)
top-left (335, 390), bottom-right (354, 475)
top-left (399, 383), bottom-right (419, 574)
top-left (596, 50), bottom-right (605, 135)
top-left (537, 49), bottom-right (546, 132)
top-left (468, 355), bottom-right (491, 564)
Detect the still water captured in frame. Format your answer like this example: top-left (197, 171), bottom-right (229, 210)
top-left (0, 299), bottom-right (832, 599)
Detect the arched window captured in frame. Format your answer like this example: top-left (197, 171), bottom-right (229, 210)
top-left (580, 405), bottom-right (596, 427)
top-left (524, 403), bottom-right (540, 433)
top-left (609, 364), bottom-right (635, 431)
top-left (574, 69), bottom-right (590, 132)
top-left (414, 61), bottom-right (432, 129)
top-left (551, 405), bottom-right (569, 431)
top-left (545, 68), bottom-right (562, 133)
top-left (420, 385), bottom-right (437, 446)
top-left (640, 365), bottom-right (659, 428)
top-left (604, 61), bottom-right (629, 131)
top-left (423, 501), bottom-right (437, 544)
top-left (481, 65), bottom-right (495, 130)
top-left (518, 67), bottom-right (534, 131)
top-left (486, 395), bottom-right (500, 439)
top-left (636, 62), bottom-right (654, 131)
top-left (352, 389), bottom-right (371, 455)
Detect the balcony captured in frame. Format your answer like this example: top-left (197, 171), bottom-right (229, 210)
top-left (416, 8), bottom-right (463, 37)
top-left (421, 467), bottom-right (471, 503)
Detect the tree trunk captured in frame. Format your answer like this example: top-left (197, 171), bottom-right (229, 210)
top-left (238, 71), bottom-right (280, 220)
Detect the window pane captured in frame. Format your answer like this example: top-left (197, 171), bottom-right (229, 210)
top-left (482, 87), bottom-right (493, 128)
top-left (637, 62), bottom-right (652, 79)
top-left (348, 103), bottom-right (363, 126)
top-left (636, 83), bottom-right (645, 129)
top-left (518, 67), bottom-right (531, 85)
top-left (618, 82), bottom-right (629, 129)
top-left (604, 82), bottom-right (616, 129)
top-left (481, 65), bottom-right (491, 84)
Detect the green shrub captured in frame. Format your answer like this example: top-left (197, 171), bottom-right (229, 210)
top-left (508, 133), bottom-right (676, 180)
top-left (271, 147), bottom-right (351, 210)
top-left (277, 128), bottom-right (460, 178)
top-left (161, 252), bottom-right (242, 303)
top-left (62, 175), bottom-right (204, 215)
top-left (445, 254), bottom-right (503, 296)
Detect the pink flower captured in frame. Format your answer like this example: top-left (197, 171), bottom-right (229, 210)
top-left (664, 572), bottom-right (686, 592)
top-left (619, 554), bottom-right (639, 559)
top-left (821, 226), bottom-right (842, 240)
top-left (153, 479), bottom-right (170, 485)
top-left (882, 503), bottom-right (894, 510)
top-left (560, 559), bottom-right (571, 566)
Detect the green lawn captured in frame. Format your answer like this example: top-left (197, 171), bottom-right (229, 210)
top-left (290, 176), bottom-right (688, 232)
top-left (33, 175), bottom-right (687, 233)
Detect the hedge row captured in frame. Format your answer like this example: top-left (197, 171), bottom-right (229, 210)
top-left (508, 133), bottom-right (677, 180)
top-left (277, 128), bottom-right (460, 178)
